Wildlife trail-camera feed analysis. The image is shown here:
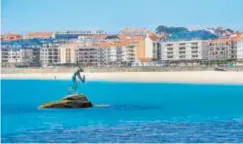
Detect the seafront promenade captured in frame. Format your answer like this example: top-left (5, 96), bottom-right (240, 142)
top-left (1, 67), bottom-right (243, 84)
top-left (1, 65), bottom-right (242, 74)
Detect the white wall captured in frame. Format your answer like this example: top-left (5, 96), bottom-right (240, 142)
top-left (8, 49), bottom-right (21, 63)
top-left (60, 47), bottom-right (76, 64)
top-left (145, 36), bottom-right (153, 58)
top-left (109, 47), bottom-right (117, 62)
top-left (237, 40), bottom-right (243, 59)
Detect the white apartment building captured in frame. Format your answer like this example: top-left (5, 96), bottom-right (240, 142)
top-left (60, 44), bottom-right (77, 64)
top-left (121, 44), bottom-right (137, 62)
top-left (7, 49), bottom-right (22, 63)
top-left (161, 40), bottom-right (208, 65)
top-left (1, 47), bottom-right (9, 64)
top-left (100, 46), bottom-right (119, 65)
top-left (237, 39), bottom-right (243, 60)
top-left (40, 44), bottom-right (60, 66)
top-left (6, 48), bottom-right (33, 64)
top-left (99, 42), bottom-right (137, 66)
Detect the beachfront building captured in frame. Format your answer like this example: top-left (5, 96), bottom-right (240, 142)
top-left (6, 49), bottom-right (22, 64)
top-left (40, 44), bottom-right (60, 66)
top-left (3, 48), bottom-right (33, 65)
top-left (76, 45), bottom-right (101, 66)
top-left (121, 43), bottom-right (137, 63)
top-left (1, 39), bottom-right (42, 66)
top-left (98, 41), bottom-right (138, 66)
top-left (58, 41), bottom-right (102, 66)
top-left (235, 34), bottom-right (243, 67)
top-left (136, 34), bottom-right (160, 62)
top-left (207, 37), bottom-right (237, 64)
top-left (1, 47), bottom-right (9, 65)
top-left (59, 43), bottom-right (77, 64)
top-left (99, 42), bottom-right (120, 65)
top-left (161, 40), bottom-right (208, 66)
top-left (237, 39), bottom-right (243, 60)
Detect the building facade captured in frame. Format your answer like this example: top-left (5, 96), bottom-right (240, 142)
top-left (208, 38), bottom-right (236, 61)
top-left (161, 40), bottom-right (208, 65)
top-left (1, 47), bottom-right (9, 65)
top-left (76, 46), bottom-right (101, 66)
top-left (237, 39), bottom-right (243, 60)
top-left (136, 35), bottom-right (160, 62)
top-left (40, 44), bottom-right (60, 66)
top-left (59, 43), bottom-right (77, 64)
top-left (53, 30), bottom-right (107, 40)
top-left (26, 32), bottom-right (53, 39)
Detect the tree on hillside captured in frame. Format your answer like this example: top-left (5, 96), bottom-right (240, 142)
top-left (155, 25), bottom-right (188, 34)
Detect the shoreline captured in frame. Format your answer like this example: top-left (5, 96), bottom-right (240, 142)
top-left (1, 71), bottom-right (243, 84)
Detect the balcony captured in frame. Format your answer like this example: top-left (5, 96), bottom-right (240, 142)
top-left (179, 51), bottom-right (186, 54)
top-left (167, 48), bottom-right (173, 51)
top-left (167, 56), bottom-right (173, 59)
top-left (179, 56), bottom-right (186, 59)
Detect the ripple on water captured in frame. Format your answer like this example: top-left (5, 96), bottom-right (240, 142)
top-left (2, 121), bottom-right (243, 143)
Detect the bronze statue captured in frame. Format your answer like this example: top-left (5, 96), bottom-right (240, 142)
top-left (69, 66), bottom-right (85, 93)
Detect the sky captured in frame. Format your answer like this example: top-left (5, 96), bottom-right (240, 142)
top-left (1, 0), bottom-right (243, 34)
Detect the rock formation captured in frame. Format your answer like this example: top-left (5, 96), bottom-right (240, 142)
top-left (39, 93), bottom-right (93, 108)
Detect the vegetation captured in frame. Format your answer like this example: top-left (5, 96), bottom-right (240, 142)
top-left (155, 25), bottom-right (188, 34)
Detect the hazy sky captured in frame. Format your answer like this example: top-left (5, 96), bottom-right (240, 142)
top-left (2, 0), bottom-right (243, 34)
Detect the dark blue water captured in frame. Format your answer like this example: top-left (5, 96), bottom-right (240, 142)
top-left (2, 80), bottom-right (243, 142)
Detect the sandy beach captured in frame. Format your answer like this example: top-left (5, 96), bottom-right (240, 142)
top-left (1, 71), bottom-right (243, 84)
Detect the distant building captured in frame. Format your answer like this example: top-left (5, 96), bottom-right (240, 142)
top-left (119, 28), bottom-right (154, 36)
top-left (26, 32), bottom-right (53, 39)
top-left (53, 30), bottom-right (107, 40)
top-left (1, 33), bottom-right (23, 41)
top-left (161, 40), bottom-right (208, 65)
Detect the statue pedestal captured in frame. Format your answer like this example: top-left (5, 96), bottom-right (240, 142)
top-left (39, 93), bottom-right (93, 108)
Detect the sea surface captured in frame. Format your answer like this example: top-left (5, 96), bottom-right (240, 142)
top-left (1, 80), bottom-right (243, 143)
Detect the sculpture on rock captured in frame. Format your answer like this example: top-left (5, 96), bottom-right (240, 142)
top-left (39, 66), bottom-right (93, 109)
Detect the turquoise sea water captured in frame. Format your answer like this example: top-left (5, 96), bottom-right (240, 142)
top-left (2, 80), bottom-right (243, 142)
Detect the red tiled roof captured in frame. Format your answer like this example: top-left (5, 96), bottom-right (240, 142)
top-left (149, 35), bottom-right (158, 41)
top-left (98, 41), bottom-right (130, 48)
top-left (27, 32), bottom-right (53, 37)
top-left (1, 33), bottom-right (22, 37)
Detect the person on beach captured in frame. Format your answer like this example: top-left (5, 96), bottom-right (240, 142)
top-left (69, 66), bottom-right (86, 93)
